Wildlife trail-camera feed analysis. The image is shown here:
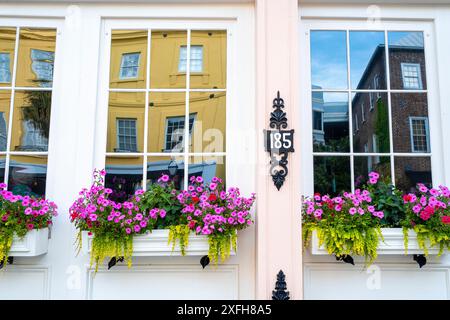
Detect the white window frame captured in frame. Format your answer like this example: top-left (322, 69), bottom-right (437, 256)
top-left (401, 62), bottom-right (423, 90)
top-left (300, 19), bottom-right (442, 195)
top-left (119, 52), bottom-right (140, 79)
top-left (409, 116), bottom-right (430, 153)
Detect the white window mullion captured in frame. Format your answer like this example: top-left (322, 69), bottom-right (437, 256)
top-left (346, 30), bottom-right (355, 192)
top-left (183, 29), bottom-right (191, 190)
top-left (142, 29), bottom-right (151, 191)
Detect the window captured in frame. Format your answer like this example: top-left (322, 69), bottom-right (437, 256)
top-left (0, 53), bottom-right (11, 83)
top-left (178, 45), bottom-right (203, 73)
top-left (31, 49), bottom-right (54, 87)
top-left (310, 29), bottom-right (431, 194)
top-left (0, 27), bottom-right (57, 197)
top-left (313, 110), bottom-right (323, 131)
top-left (119, 52), bottom-right (140, 79)
top-left (164, 114), bottom-right (195, 152)
top-left (401, 63), bottom-right (422, 90)
top-left (105, 30), bottom-right (226, 197)
top-left (409, 117), bottom-right (429, 153)
top-left (116, 119), bottom-right (137, 152)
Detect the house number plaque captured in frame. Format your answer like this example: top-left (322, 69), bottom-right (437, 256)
top-left (263, 91), bottom-right (294, 190)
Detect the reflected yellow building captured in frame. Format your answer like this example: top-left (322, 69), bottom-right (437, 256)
top-left (106, 30), bottom-right (227, 194)
top-left (0, 27), bottom-right (56, 196)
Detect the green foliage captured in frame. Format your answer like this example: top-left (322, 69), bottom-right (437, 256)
top-left (90, 233), bottom-right (133, 272)
top-left (168, 225), bottom-right (190, 256)
top-left (208, 232), bottom-right (237, 265)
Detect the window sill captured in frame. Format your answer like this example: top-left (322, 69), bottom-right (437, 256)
top-left (9, 228), bottom-right (49, 257)
top-left (82, 229), bottom-right (237, 257)
top-left (311, 228), bottom-right (441, 255)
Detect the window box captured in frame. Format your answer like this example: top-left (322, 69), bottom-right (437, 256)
top-left (310, 228), bottom-right (440, 256)
top-left (82, 229), bottom-right (237, 257)
top-left (9, 228), bottom-right (49, 257)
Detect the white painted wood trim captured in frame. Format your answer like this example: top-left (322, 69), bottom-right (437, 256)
top-left (311, 228), bottom-right (441, 255)
top-left (9, 228), bottom-right (49, 257)
top-left (82, 229), bottom-right (237, 257)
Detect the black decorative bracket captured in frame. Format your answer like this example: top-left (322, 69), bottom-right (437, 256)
top-left (264, 91), bottom-right (294, 190)
top-left (0, 256), bottom-right (14, 270)
top-left (413, 254), bottom-right (427, 268)
top-left (108, 256), bottom-right (124, 270)
top-left (272, 270), bottom-right (290, 300)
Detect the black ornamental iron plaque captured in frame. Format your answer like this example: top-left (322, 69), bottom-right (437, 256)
top-left (264, 91), bottom-right (294, 190)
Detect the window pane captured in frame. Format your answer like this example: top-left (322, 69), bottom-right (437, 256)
top-left (107, 92), bottom-right (145, 153)
top-left (391, 93), bottom-right (430, 153)
top-left (189, 91), bottom-right (226, 153)
top-left (150, 30), bottom-right (187, 89)
top-left (388, 31), bottom-right (427, 90)
top-left (189, 155), bottom-right (226, 186)
top-left (190, 30), bottom-right (226, 89)
top-left (394, 156), bottom-right (432, 193)
top-left (148, 92), bottom-right (186, 153)
top-left (109, 30), bottom-right (147, 89)
top-left (16, 28), bottom-right (56, 88)
top-left (314, 156), bottom-right (350, 196)
top-left (350, 31), bottom-right (386, 90)
top-left (147, 155), bottom-right (184, 190)
top-left (0, 27), bottom-right (16, 86)
top-left (0, 91), bottom-right (11, 151)
top-left (310, 31), bottom-right (348, 90)
top-left (312, 92), bottom-right (349, 152)
top-left (352, 92), bottom-right (389, 153)
top-left (8, 155), bottom-right (47, 197)
top-left (11, 91), bottom-right (51, 152)
top-left (105, 156), bottom-right (143, 202)
top-left (354, 156), bottom-right (391, 189)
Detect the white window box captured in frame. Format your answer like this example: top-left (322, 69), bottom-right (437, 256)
top-left (9, 228), bottom-right (49, 257)
top-left (82, 229), bottom-right (237, 257)
top-left (311, 228), bottom-right (441, 256)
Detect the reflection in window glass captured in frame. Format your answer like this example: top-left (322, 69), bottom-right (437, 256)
top-left (310, 31), bottom-right (348, 90)
top-left (354, 156), bottom-right (391, 189)
top-left (312, 92), bottom-right (349, 152)
top-left (395, 156), bottom-right (432, 193)
top-left (150, 30), bottom-right (187, 89)
top-left (16, 28), bottom-right (56, 88)
top-left (11, 91), bottom-right (51, 152)
top-left (110, 30), bottom-right (147, 89)
top-left (107, 92), bottom-right (145, 153)
top-left (0, 156), bottom-right (4, 183)
top-left (105, 156), bottom-right (143, 202)
top-left (147, 92), bottom-right (185, 153)
top-left (391, 93), bottom-right (429, 153)
top-left (0, 91), bottom-right (11, 151)
top-left (314, 156), bottom-right (350, 196)
top-left (0, 27), bottom-right (16, 86)
top-left (352, 92), bottom-right (389, 153)
top-left (388, 31), bottom-right (426, 90)
top-left (8, 155), bottom-right (47, 197)
top-left (178, 45), bottom-right (203, 72)
top-left (147, 156), bottom-right (184, 190)
top-left (189, 91), bottom-right (226, 153)
top-left (189, 155), bottom-right (226, 186)
top-left (190, 30), bottom-right (227, 89)
top-left (350, 31), bottom-right (386, 90)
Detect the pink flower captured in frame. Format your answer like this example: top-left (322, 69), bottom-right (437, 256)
top-left (349, 207), bottom-right (357, 215)
top-left (209, 183), bottom-right (217, 191)
top-left (26, 223), bottom-right (34, 230)
top-left (125, 228), bottom-right (132, 234)
top-left (159, 209), bottom-right (166, 218)
top-left (134, 225), bottom-right (141, 233)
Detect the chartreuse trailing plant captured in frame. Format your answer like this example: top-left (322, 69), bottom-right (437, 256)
top-left (402, 184), bottom-right (450, 256)
top-left (302, 172), bottom-right (385, 265)
top-left (0, 183), bottom-right (57, 266)
top-left (70, 170), bottom-right (256, 270)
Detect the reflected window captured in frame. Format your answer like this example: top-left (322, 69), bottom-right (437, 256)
top-left (120, 52), bottom-right (140, 79)
top-left (401, 63), bottom-right (422, 89)
top-left (313, 110), bottom-right (323, 131)
top-left (178, 45), bottom-right (203, 73)
top-left (409, 117), bottom-right (429, 153)
top-left (0, 112), bottom-right (6, 150)
top-left (31, 49), bottom-right (54, 87)
top-left (21, 120), bottom-right (48, 151)
top-left (116, 118), bottom-right (137, 152)
top-left (164, 114), bottom-right (195, 152)
top-left (0, 53), bottom-right (11, 83)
